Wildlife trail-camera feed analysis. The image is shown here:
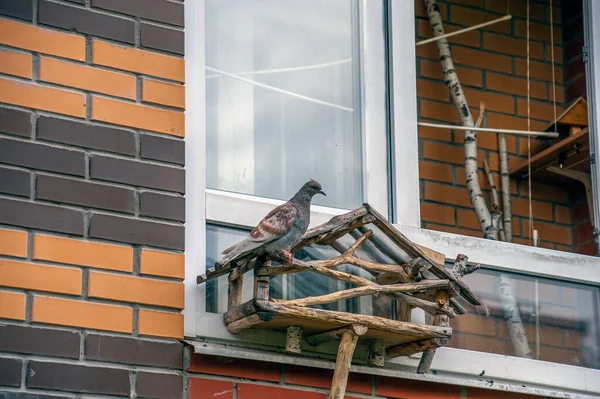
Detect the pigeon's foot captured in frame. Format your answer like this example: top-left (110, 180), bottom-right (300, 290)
top-left (282, 250), bottom-right (294, 265)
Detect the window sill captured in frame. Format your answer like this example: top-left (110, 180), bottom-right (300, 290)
top-left (185, 337), bottom-right (600, 399)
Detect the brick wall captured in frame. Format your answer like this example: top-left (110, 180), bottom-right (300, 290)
top-left (0, 0), bottom-right (186, 397)
top-left (185, 351), bottom-right (549, 399)
top-left (416, 0), bottom-right (579, 252)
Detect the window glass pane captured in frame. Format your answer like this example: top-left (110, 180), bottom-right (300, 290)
top-left (451, 265), bottom-right (600, 370)
top-left (205, 0), bottom-right (363, 210)
top-left (414, 0), bottom-right (598, 256)
top-left (206, 224), bottom-right (393, 318)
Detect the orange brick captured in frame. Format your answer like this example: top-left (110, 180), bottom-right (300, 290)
top-left (0, 290), bottom-right (26, 320)
top-left (417, 79), bottom-right (449, 102)
top-left (486, 113), bottom-right (547, 136)
top-left (462, 334), bottom-right (510, 356)
top-left (420, 99), bottom-right (459, 124)
top-left (425, 222), bottom-right (481, 238)
top-left (555, 205), bottom-right (570, 224)
top-left (39, 57), bottom-right (136, 100)
top-left (456, 209), bottom-right (481, 230)
top-left (450, 7), bottom-right (510, 34)
top-left (452, 313), bottom-right (497, 336)
top-left (419, 161), bottom-right (453, 183)
top-left (88, 271), bottom-right (184, 309)
top-left (514, 20), bottom-right (562, 45)
top-left (420, 60), bottom-right (482, 88)
top-left (549, 44), bottom-right (563, 64)
top-left (462, 88), bottom-right (515, 115)
top-left (0, 259), bottom-right (81, 295)
top-left (522, 219), bottom-right (571, 246)
top-left (32, 295), bottom-right (132, 333)
top-left (0, 49), bottom-right (32, 79)
top-left (483, 32), bottom-right (544, 60)
top-left (33, 234), bottom-right (133, 272)
top-left (138, 309), bottom-right (183, 339)
top-left (140, 249), bottom-right (184, 279)
top-left (424, 182), bottom-right (472, 208)
top-left (422, 141), bottom-right (464, 165)
top-left (142, 79), bottom-right (185, 109)
top-left (91, 96), bottom-right (184, 137)
top-left (418, 124), bottom-right (451, 141)
top-left (0, 76), bottom-right (85, 117)
top-left (418, 20), bottom-right (481, 47)
top-left (92, 40), bottom-right (184, 82)
top-left (486, 73), bottom-right (547, 100)
top-left (511, 197), bottom-right (553, 221)
top-left (539, 345), bottom-right (581, 366)
top-left (519, 181), bottom-right (570, 204)
top-left (0, 228), bottom-right (27, 258)
top-left (486, 0), bottom-right (545, 21)
top-left (515, 59), bottom-right (564, 83)
top-left (516, 99), bottom-right (562, 122)
top-left (452, 47), bottom-right (513, 74)
top-left (421, 202), bottom-right (455, 225)
top-left (0, 18), bottom-right (85, 61)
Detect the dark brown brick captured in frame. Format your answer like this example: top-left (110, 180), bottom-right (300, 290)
top-left (140, 191), bottom-right (184, 222)
top-left (38, 0), bottom-right (134, 44)
top-left (0, 357), bottom-right (22, 387)
top-left (0, 166), bottom-right (30, 197)
top-left (0, 0), bottom-right (33, 21)
top-left (85, 334), bottom-right (182, 369)
top-left (37, 174), bottom-right (135, 214)
top-left (90, 155), bottom-right (184, 193)
top-left (140, 23), bottom-right (184, 55)
top-left (91, 0), bottom-right (183, 27)
top-left (137, 371), bottom-right (183, 399)
top-left (89, 213), bottom-right (184, 250)
top-left (0, 107), bottom-right (31, 137)
top-left (0, 197), bottom-right (84, 235)
top-left (37, 116), bottom-right (136, 156)
top-left (140, 134), bottom-right (184, 165)
top-left (0, 393), bottom-right (73, 399)
top-left (27, 360), bottom-right (130, 395)
top-left (0, 137), bottom-right (85, 177)
top-left (0, 325), bottom-right (80, 359)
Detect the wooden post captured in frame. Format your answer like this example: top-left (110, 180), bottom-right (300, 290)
top-left (417, 289), bottom-right (449, 373)
top-left (367, 339), bottom-right (385, 367)
top-left (286, 326), bottom-right (303, 354)
top-left (254, 259), bottom-right (270, 301)
top-left (227, 270), bottom-right (243, 311)
top-left (329, 326), bottom-right (366, 399)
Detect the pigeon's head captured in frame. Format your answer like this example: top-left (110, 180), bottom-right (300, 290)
top-left (303, 179), bottom-right (326, 197)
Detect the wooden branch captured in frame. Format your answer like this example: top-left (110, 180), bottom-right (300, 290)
top-left (484, 159), bottom-right (500, 210)
top-left (286, 326), bottom-right (303, 354)
top-left (368, 339), bottom-right (386, 367)
top-left (349, 229), bottom-right (397, 265)
top-left (254, 300), bottom-right (452, 339)
top-left (408, 257), bottom-right (430, 280)
top-left (387, 337), bottom-right (448, 358)
top-left (254, 260), bottom-right (270, 301)
top-left (279, 280), bottom-right (454, 308)
top-left (449, 298), bottom-right (467, 315)
top-left (227, 270), bottom-right (243, 311)
top-left (425, 0), bottom-right (494, 240)
top-left (417, 289), bottom-right (450, 373)
top-left (226, 311), bottom-right (275, 334)
top-left (286, 260), bottom-right (455, 317)
top-left (329, 329), bottom-right (362, 399)
top-left (451, 254), bottom-right (480, 278)
top-left (345, 230), bottom-right (373, 255)
top-left (306, 325), bottom-right (368, 346)
top-left (499, 133), bottom-right (513, 242)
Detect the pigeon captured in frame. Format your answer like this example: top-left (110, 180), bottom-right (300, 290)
top-left (215, 179), bottom-right (326, 269)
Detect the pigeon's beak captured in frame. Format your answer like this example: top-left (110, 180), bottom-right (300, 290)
top-left (319, 190), bottom-right (326, 196)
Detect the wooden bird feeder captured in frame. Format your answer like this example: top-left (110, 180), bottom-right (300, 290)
top-left (197, 204), bottom-right (481, 399)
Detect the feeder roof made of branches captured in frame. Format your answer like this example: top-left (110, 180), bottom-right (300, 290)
top-left (198, 203), bottom-right (481, 307)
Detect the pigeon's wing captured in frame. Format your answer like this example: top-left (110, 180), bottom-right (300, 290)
top-left (216, 203), bottom-right (299, 267)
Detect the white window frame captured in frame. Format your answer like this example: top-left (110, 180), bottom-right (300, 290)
top-left (183, 1), bottom-right (600, 398)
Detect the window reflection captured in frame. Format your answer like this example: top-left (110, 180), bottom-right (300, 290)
top-left (451, 266), bottom-right (600, 369)
top-left (205, 0), bottom-right (364, 210)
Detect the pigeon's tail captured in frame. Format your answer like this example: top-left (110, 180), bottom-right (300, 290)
top-left (215, 238), bottom-right (264, 269)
